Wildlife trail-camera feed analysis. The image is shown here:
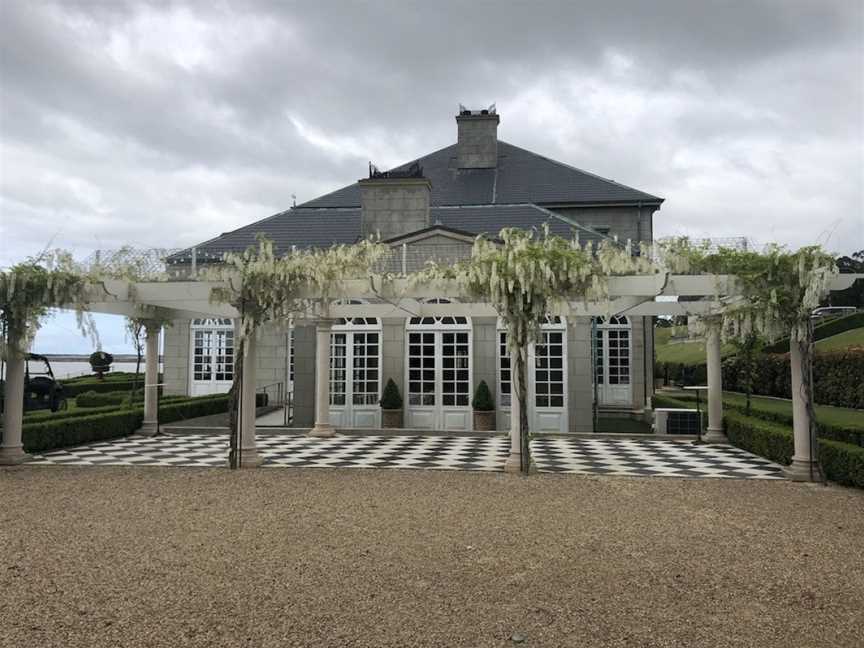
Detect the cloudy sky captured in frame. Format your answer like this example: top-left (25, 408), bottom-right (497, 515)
top-left (1, 0), bottom-right (862, 354)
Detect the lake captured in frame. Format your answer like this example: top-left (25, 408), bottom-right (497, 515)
top-left (47, 361), bottom-right (164, 380)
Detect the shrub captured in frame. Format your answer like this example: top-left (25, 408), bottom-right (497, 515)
top-left (472, 380), bottom-right (495, 411)
top-left (818, 440), bottom-right (864, 489)
top-left (158, 394), bottom-right (230, 424)
top-left (23, 410), bottom-right (143, 454)
top-left (61, 379), bottom-right (139, 397)
top-left (722, 350), bottom-right (864, 409)
top-left (762, 312), bottom-right (864, 353)
top-left (724, 410), bottom-right (794, 466)
top-left (651, 394), bottom-right (692, 409)
top-left (380, 379), bottom-right (403, 409)
top-left (88, 351), bottom-right (114, 378)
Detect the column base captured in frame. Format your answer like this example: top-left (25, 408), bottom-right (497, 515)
top-left (784, 459), bottom-right (823, 483)
top-left (702, 427), bottom-right (729, 444)
top-left (307, 424), bottom-right (336, 438)
top-left (0, 446), bottom-right (32, 465)
top-left (136, 420), bottom-right (159, 437)
top-left (228, 447), bottom-right (265, 468)
top-left (503, 453), bottom-right (537, 474)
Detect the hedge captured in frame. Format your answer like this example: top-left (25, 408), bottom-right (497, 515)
top-left (724, 410), bottom-right (794, 466)
top-left (818, 439), bottom-right (864, 489)
top-left (61, 379), bottom-right (140, 397)
top-left (23, 410), bottom-right (144, 454)
top-left (762, 312), bottom-right (864, 353)
top-left (664, 391), bottom-right (864, 449)
top-left (722, 350), bottom-right (864, 409)
top-left (21, 393), bottom-right (233, 453)
top-left (76, 388), bottom-right (164, 408)
top-left (651, 394), bottom-right (693, 409)
top-left (654, 361), bottom-right (707, 386)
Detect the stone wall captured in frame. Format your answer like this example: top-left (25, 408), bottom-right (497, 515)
top-left (163, 319), bottom-right (190, 396)
top-left (551, 205), bottom-right (656, 244)
top-left (568, 317), bottom-right (594, 432)
top-left (291, 324), bottom-right (316, 427)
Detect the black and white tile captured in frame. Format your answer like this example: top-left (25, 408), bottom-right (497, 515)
top-left (27, 434), bottom-right (785, 480)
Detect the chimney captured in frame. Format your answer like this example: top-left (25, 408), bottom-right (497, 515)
top-left (359, 161), bottom-right (431, 240)
top-left (456, 105), bottom-right (499, 169)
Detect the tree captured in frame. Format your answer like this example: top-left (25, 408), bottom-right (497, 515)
top-left (826, 250), bottom-right (863, 307)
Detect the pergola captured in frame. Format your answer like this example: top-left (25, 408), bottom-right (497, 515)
top-left (1, 272), bottom-right (859, 481)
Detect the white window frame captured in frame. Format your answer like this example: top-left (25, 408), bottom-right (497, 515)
top-left (328, 301), bottom-right (382, 428)
top-left (593, 315), bottom-right (633, 407)
top-left (188, 318), bottom-right (235, 396)
top-left (404, 298), bottom-right (473, 431)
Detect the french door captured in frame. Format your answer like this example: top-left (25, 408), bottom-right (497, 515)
top-left (405, 328), bottom-right (472, 431)
top-left (329, 326), bottom-right (381, 428)
top-left (189, 318), bottom-right (234, 396)
top-left (593, 316), bottom-right (632, 406)
top-left (497, 317), bottom-right (568, 433)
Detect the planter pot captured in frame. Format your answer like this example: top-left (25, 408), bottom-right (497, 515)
top-left (382, 408), bottom-right (403, 428)
top-left (473, 410), bottom-right (496, 432)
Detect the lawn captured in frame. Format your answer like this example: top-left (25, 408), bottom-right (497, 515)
top-left (2, 467), bottom-right (863, 648)
top-left (815, 327), bottom-right (864, 351)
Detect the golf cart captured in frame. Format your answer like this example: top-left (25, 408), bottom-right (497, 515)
top-left (0, 353), bottom-right (68, 414)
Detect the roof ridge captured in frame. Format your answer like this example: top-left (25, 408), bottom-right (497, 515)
top-left (498, 140), bottom-right (662, 202)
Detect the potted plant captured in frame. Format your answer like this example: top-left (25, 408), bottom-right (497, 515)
top-left (380, 378), bottom-right (403, 428)
top-left (472, 380), bottom-right (496, 431)
top-left (89, 351), bottom-right (114, 380)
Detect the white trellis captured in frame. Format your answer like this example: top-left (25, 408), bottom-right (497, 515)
top-left (1, 272), bottom-right (860, 480)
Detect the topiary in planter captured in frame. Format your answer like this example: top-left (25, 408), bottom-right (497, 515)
top-left (380, 378), bottom-right (403, 428)
top-left (472, 380), bottom-right (496, 431)
top-left (88, 351), bottom-right (114, 380)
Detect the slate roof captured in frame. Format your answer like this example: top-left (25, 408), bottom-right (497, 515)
top-left (167, 138), bottom-right (662, 264)
top-left (168, 204), bottom-right (593, 263)
top-left (300, 141), bottom-right (662, 208)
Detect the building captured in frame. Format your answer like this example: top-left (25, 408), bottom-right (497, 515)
top-left (163, 107), bottom-right (664, 433)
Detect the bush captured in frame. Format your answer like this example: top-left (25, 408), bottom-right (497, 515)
top-left (380, 379), bottom-right (403, 409)
top-left (655, 361), bottom-right (707, 386)
top-left (651, 394), bottom-right (692, 409)
top-left (472, 380), bottom-right (495, 411)
top-left (762, 312), bottom-right (864, 353)
top-left (88, 351), bottom-right (114, 377)
top-left (61, 379), bottom-right (139, 397)
top-left (23, 409), bottom-right (144, 454)
top-left (818, 439), bottom-right (864, 489)
top-left (721, 350), bottom-right (864, 409)
top-left (724, 410), bottom-right (794, 466)
top-left (158, 394), bottom-right (230, 424)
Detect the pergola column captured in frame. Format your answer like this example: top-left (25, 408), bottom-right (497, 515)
top-left (308, 319), bottom-right (335, 437)
top-left (138, 322), bottom-right (161, 437)
top-left (0, 347), bottom-right (30, 465)
top-left (785, 338), bottom-right (822, 482)
top-left (702, 325), bottom-right (728, 444)
top-left (238, 329), bottom-right (264, 467)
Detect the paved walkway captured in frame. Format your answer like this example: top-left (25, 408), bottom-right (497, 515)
top-left (27, 434), bottom-right (785, 479)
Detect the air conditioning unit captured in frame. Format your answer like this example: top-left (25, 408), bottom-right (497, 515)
top-left (654, 408), bottom-right (702, 435)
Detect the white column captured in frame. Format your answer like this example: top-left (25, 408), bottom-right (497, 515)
top-left (239, 330), bottom-right (263, 467)
top-left (308, 319), bottom-right (335, 437)
top-left (702, 325), bottom-right (727, 444)
top-left (138, 323), bottom-right (161, 437)
top-left (0, 348), bottom-right (30, 465)
top-left (785, 338), bottom-right (822, 482)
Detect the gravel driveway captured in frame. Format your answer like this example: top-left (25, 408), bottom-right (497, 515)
top-left (2, 467), bottom-right (862, 648)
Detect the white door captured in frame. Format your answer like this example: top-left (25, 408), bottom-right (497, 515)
top-left (328, 319), bottom-right (381, 428)
top-left (593, 316), bottom-right (632, 407)
top-left (405, 305), bottom-right (472, 431)
top-left (497, 317), bottom-right (568, 433)
top-left (189, 319), bottom-right (234, 396)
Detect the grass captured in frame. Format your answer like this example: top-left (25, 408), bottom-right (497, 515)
top-left (815, 327), bottom-right (864, 351)
top-left (654, 327), bottom-right (734, 365)
top-left (665, 388), bottom-right (864, 430)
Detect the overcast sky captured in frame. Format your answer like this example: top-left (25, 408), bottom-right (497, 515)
top-left (1, 0), bottom-right (862, 355)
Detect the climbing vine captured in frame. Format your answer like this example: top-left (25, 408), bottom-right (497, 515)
top-left (419, 226), bottom-right (658, 472)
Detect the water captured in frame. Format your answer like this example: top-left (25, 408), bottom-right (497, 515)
top-left (47, 361), bottom-right (164, 380)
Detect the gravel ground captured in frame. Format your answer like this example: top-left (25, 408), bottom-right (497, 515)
top-left (1, 467), bottom-right (862, 648)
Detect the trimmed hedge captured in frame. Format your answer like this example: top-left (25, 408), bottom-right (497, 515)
top-left (654, 361), bottom-right (707, 386)
top-left (61, 379), bottom-right (140, 397)
top-left (664, 391), bottom-right (864, 449)
top-left (23, 410), bottom-right (144, 454)
top-left (818, 439), bottom-right (864, 489)
top-left (762, 312), bottom-right (864, 353)
top-left (21, 393), bottom-right (232, 453)
top-left (722, 350), bottom-right (864, 409)
top-left (724, 410), bottom-right (794, 466)
top-left (651, 394), bottom-right (693, 409)
top-left (75, 388), bottom-right (164, 408)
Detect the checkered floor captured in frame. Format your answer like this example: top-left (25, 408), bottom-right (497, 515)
top-left (27, 434), bottom-right (785, 480)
